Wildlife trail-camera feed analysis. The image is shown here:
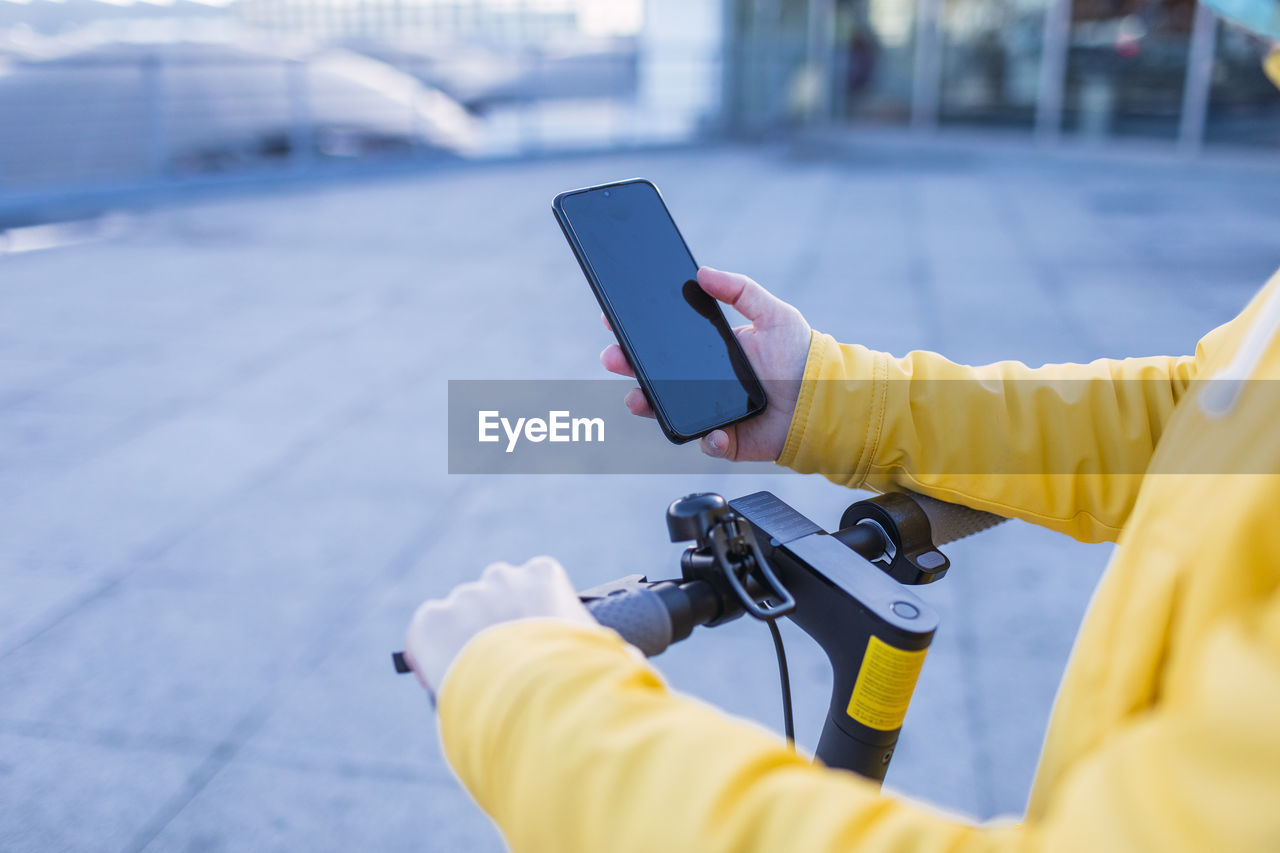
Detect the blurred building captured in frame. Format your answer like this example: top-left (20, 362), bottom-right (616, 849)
top-left (0, 0), bottom-right (1276, 221)
top-left (722, 0), bottom-right (1280, 149)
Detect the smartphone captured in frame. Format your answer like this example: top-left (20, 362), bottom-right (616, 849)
top-left (553, 179), bottom-right (767, 444)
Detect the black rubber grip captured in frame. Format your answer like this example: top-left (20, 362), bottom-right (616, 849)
top-left (909, 492), bottom-right (1006, 545)
top-left (584, 588), bottom-right (674, 658)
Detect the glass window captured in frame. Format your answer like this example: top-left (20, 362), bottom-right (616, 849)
top-left (725, 0), bottom-right (809, 128)
top-left (939, 0), bottom-right (1049, 127)
top-left (1061, 0), bottom-right (1196, 140)
top-left (834, 0), bottom-right (920, 122)
top-left (1204, 23), bottom-right (1280, 147)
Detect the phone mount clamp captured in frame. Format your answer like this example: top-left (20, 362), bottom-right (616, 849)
top-left (667, 493), bottom-right (795, 622)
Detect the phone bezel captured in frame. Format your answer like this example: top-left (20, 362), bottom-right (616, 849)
top-left (552, 178), bottom-right (768, 444)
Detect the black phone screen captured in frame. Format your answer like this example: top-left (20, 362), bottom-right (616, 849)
top-left (556, 181), bottom-right (765, 440)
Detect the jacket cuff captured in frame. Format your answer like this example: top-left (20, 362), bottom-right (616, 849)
top-left (776, 331), bottom-right (889, 488)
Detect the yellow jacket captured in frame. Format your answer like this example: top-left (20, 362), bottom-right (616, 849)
top-left (440, 267), bottom-right (1280, 851)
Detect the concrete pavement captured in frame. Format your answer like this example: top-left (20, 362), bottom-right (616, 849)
top-left (2, 139), bottom-right (1277, 851)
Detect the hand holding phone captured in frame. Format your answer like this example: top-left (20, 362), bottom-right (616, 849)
top-left (554, 179), bottom-right (808, 449)
top-left (603, 266), bottom-right (811, 462)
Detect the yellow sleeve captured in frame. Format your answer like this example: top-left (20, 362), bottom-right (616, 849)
top-left (438, 616), bottom-right (1280, 853)
top-left (776, 327), bottom-right (1234, 543)
top-left (438, 620), bottom-right (1009, 853)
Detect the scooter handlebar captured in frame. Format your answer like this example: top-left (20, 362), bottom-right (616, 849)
top-left (583, 587), bottom-right (675, 657)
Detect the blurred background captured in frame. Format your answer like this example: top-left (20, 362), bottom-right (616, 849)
top-left (0, 0), bottom-right (1278, 215)
top-left (2, 0), bottom-right (1280, 851)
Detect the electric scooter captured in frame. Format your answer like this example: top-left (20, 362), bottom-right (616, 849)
top-left (393, 490), bottom-right (1003, 783)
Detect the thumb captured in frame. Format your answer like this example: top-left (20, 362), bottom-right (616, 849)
top-left (697, 267), bottom-right (787, 328)
top-left (699, 428), bottom-right (735, 460)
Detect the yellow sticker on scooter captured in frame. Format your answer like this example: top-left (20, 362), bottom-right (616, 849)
top-left (846, 635), bottom-right (927, 731)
